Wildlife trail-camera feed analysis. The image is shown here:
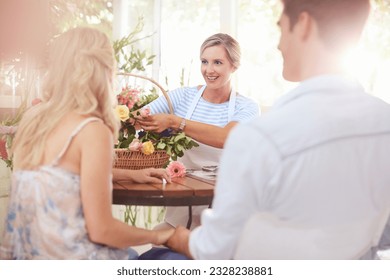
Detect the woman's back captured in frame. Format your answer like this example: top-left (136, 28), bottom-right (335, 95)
top-left (0, 117), bottom-right (128, 259)
top-left (1, 27), bottom-right (174, 260)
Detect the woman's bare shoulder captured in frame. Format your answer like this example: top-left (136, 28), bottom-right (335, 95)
top-left (77, 118), bottom-right (111, 141)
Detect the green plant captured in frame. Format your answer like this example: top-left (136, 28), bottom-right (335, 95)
top-left (0, 101), bottom-right (27, 170)
top-left (112, 17), bottom-right (155, 73)
top-left (122, 205), bottom-right (166, 229)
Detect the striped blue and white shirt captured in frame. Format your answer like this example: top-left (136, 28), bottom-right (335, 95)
top-left (148, 86), bottom-right (260, 126)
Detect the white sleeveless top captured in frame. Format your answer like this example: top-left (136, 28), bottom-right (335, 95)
top-left (0, 118), bottom-right (130, 259)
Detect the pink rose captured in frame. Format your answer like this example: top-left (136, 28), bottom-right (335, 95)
top-left (128, 139), bottom-right (143, 151)
top-left (140, 107), bottom-right (151, 118)
top-left (166, 161), bottom-right (186, 178)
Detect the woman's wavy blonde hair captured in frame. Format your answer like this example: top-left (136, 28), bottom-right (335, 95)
top-left (12, 27), bottom-right (118, 169)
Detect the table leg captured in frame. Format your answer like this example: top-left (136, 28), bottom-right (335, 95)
top-left (186, 206), bottom-right (192, 229)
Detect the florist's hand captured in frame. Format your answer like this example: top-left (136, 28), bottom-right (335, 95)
top-left (136, 114), bottom-right (172, 133)
top-left (132, 168), bottom-right (172, 184)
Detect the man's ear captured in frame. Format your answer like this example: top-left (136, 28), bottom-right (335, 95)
top-left (295, 11), bottom-right (313, 41)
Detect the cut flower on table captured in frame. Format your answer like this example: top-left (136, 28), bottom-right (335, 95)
top-left (166, 161), bottom-right (186, 178)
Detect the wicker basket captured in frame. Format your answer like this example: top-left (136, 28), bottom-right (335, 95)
top-left (114, 73), bottom-right (173, 170)
top-left (114, 149), bottom-right (170, 170)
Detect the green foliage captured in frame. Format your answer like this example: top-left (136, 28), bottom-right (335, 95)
top-left (49, 0), bottom-right (113, 35)
top-left (132, 90), bottom-right (159, 112)
top-left (124, 205), bottom-right (138, 226)
top-left (123, 205), bottom-right (166, 229)
top-left (0, 101), bottom-right (27, 170)
top-left (48, 2), bottom-right (156, 73)
top-left (112, 17), bottom-right (155, 73)
top-left (141, 131), bottom-right (199, 161)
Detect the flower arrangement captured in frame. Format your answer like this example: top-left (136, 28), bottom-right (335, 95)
top-left (114, 84), bottom-right (198, 161)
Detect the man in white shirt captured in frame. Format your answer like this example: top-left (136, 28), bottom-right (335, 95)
top-left (163, 0), bottom-right (390, 259)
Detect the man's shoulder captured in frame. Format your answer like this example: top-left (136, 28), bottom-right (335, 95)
top-left (249, 91), bottom-right (390, 157)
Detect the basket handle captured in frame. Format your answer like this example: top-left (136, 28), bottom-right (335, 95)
top-left (117, 72), bottom-right (174, 115)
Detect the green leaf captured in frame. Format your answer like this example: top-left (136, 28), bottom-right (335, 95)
top-left (166, 146), bottom-right (172, 156)
top-left (156, 142), bottom-right (166, 149)
top-left (174, 132), bottom-right (186, 142)
top-left (176, 144), bottom-right (184, 152)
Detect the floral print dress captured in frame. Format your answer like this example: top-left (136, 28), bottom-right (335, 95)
top-left (0, 118), bottom-right (133, 259)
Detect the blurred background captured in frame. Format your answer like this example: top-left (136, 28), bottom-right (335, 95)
top-left (1, 0), bottom-right (390, 114)
top-left (1, 0), bottom-right (390, 254)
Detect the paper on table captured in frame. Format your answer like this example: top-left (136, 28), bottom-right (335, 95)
top-left (186, 168), bottom-right (217, 184)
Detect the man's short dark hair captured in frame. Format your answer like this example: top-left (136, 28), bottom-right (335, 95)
top-left (282, 0), bottom-right (370, 50)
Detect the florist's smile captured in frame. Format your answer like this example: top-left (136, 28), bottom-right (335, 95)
top-left (200, 45), bottom-right (235, 90)
top-left (206, 75), bottom-right (218, 81)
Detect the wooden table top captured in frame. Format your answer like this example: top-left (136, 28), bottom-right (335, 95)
top-left (112, 175), bottom-right (215, 207)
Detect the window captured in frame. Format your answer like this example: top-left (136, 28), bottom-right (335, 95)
top-left (114, 0), bottom-right (390, 107)
top-left (160, 0), bottom-right (220, 88)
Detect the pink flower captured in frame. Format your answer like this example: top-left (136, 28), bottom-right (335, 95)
top-left (140, 107), bottom-right (151, 118)
top-left (117, 85), bottom-right (141, 109)
top-left (166, 161), bottom-right (186, 178)
top-left (128, 139), bottom-right (143, 151)
top-left (31, 98), bottom-right (42, 106)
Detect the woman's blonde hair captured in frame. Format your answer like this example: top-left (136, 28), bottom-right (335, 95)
top-left (200, 33), bottom-right (241, 69)
top-left (12, 27), bottom-right (118, 169)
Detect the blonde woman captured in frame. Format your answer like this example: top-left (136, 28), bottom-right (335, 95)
top-left (0, 27), bottom-right (173, 259)
top-left (138, 33), bottom-right (260, 229)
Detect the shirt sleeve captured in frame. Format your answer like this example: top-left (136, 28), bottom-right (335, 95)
top-left (148, 87), bottom-right (189, 115)
top-left (188, 120), bottom-right (280, 259)
top-left (230, 96), bottom-right (260, 123)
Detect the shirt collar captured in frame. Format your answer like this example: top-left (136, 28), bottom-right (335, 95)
top-left (272, 74), bottom-right (365, 110)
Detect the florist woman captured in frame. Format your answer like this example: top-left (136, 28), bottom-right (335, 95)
top-left (136, 33), bottom-right (260, 228)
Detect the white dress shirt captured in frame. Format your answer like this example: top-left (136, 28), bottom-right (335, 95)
top-left (189, 75), bottom-right (390, 259)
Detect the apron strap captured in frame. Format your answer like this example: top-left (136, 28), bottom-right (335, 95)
top-left (227, 90), bottom-right (236, 122)
top-left (185, 86), bottom-right (205, 119)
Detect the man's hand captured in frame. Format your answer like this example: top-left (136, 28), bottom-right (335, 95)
top-left (166, 226), bottom-right (193, 259)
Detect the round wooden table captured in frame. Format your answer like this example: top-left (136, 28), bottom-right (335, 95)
top-left (112, 175), bottom-right (215, 228)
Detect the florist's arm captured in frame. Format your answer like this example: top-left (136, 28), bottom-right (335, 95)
top-left (136, 113), bottom-right (237, 149)
top-left (79, 122), bottom-right (174, 248)
top-left (112, 168), bottom-right (171, 184)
